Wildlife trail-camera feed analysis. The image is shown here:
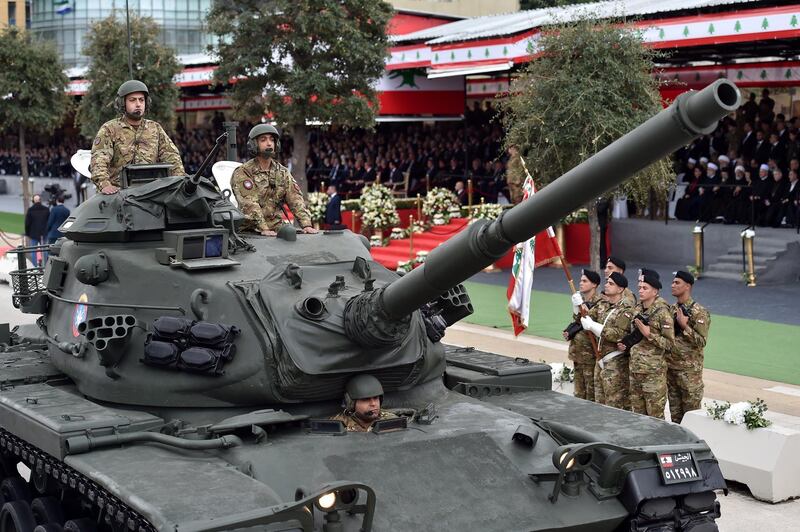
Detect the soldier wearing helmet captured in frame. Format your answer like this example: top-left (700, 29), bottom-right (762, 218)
top-left (230, 124), bottom-right (317, 236)
top-left (331, 375), bottom-right (397, 432)
top-left (90, 80), bottom-right (185, 195)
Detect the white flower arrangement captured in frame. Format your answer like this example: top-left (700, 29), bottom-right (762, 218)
top-left (432, 213), bottom-right (447, 225)
top-left (369, 234), bottom-right (384, 248)
top-left (307, 192), bottom-right (329, 224)
top-left (360, 184), bottom-right (400, 230)
top-left (706, 398), bottom-right (771, 430)
top-left (396, 251), bottom-right (428, 273)
top-left (550, 362), bottom-right (574, 384)
top-left (390, 227), bottom-right (405, 240)
top-left (447, 204), bottom-right (464, 219)
top-left (423, 187), bottom-right (459, 223)
top-left (469, 202), bottom-right (503, 224)
top-left (561, 208), bottom-right (589, 225)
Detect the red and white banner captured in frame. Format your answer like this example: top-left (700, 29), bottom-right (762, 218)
top-left (377, 70), bottom-right (464, 115)
top-left (466, 76), bottom-right (510, 97)
top-left (507, 168), bottom-right (561, 336)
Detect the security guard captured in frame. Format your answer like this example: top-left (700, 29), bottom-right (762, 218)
top-left (667, 271), bottom-right (710, 424)
top-left (231, 124), bottom-right (317, 236)
top-left (580, 272), bottom-right (633, 410)
top-left (604, 256), bottom-right (636, 307)
top-left (331, 375), bottom-right (397, 432)
top-left (618, 269), bottom-right (674, 419)
top-left (90, 80), bottom-right (185, 194)
top-left (564, 269), bottom-right (602, 402)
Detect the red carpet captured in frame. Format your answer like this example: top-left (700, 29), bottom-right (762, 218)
top-left (370, 218), bottom-right (478, 270)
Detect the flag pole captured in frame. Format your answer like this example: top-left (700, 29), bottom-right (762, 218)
top-left (519, 156), bottom-right (601, 359)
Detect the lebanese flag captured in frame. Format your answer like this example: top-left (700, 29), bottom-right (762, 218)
top-left (377, 70), bottom-right (464, 116)
top-left (506, 171), bottom-right (562, 336)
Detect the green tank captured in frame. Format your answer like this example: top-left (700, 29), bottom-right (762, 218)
top-left (1, 79), bottom-right (741, 532)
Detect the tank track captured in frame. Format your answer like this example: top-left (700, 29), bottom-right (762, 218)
top-left (0, 428), bottom-right (156, 532)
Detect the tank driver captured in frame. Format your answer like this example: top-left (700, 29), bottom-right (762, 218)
top-left (331, 375), bottom-right (397, 432)
top-left (90, 80), bottom-right (185, 195)
top-left (231, 124), bottom-right (318, 236)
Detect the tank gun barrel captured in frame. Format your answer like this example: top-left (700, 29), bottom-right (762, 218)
top-left (382, 80), bottom-right (740, 319)
top-left (184, 132), bottom-right (228, 195)
top-left (342, 80), bottom-right (740, 346)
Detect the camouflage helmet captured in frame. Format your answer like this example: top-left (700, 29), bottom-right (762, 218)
top-left (117, 80), bottom-right (149, 98)
top-left (344, 374), bottom-right (383, 411)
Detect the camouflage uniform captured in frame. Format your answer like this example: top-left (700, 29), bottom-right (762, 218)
top-left (568, 293), bottom-right (602, 402)
top-left (90, 117), bottom-right (184, 190)
top-left (593, 298), bottom-right (634, 410)
top-left (667, 299), bottom-right (710, 424)
top-left (231, 158), bottom-right (312, 232)
top-left (506, 154), bottom-right (525, 204)
top-left (621, 287), bottom-right (637, 307)
top-left (330, 410), bottom-right (397, 432)
top-left (628, 297), bottom-right (674, 419)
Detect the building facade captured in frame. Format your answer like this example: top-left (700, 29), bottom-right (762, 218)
top-left (0, 0), bottom-right (29, 29)
top-left (30, 0), bottom-right (213, 68)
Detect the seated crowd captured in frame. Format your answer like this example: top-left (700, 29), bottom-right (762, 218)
top-left (672, 89), bottom-right (800, 228)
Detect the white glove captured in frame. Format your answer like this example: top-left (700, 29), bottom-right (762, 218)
top-left (570, 292), bottom-right (583, 313)
top-left (580, 316), bottom-right (603, 337)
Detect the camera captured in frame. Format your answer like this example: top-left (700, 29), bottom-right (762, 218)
top-left (42, 183), bottom-right (72, 206)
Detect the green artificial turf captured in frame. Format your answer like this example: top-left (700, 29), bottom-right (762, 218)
top-left (0, 212), bottom-right (24, 236)
top-left (462, 281), bottom-right (800, 386)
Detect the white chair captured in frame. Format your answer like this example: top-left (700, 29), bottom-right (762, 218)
top-left (212, 161), bottom-right (243, 207)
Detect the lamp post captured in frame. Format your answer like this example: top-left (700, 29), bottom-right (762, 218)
top-left (741, 229), bottom-right (756, 287)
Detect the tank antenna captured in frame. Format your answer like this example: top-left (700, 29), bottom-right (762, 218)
top-left (125, 0), bottom-right (133, 78)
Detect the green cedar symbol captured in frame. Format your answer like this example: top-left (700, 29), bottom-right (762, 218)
top-left (695, 73), bottom-right (701, 82)
top-left (762, 18), bottom-right (769, 30)
top-left (416, 51), bottom-right (420, 59)
top-left (467, 50), bottom-right (472, 59)
top-left (482, 84), bottom-right (487, 91)
top-left (734, 20), bottom-right (742, 32)
top-left (737, 70), bottom-right (744, 79)
top-left (503, 46), bottom-right (508, 55)
top-left (791, 15), bottom-right (798, 27)
top-left (708, 23), bottom-right (715, 35)
top-left (659, 28), bottom-right (665, 39)
top-left (401, 53), bottom-right (405, 61)
top-left (760, 69), bottom-right (767, 79)
top-left (434, 53), bottom-right (439, 62)
top-left (787, 69), bottom-right (793, 79)
top-left (450, 51), bottom-right (455, 60)
top-left (485, 48), bottom-right (490, 57)
top-left (682, 26), bottom-right (689, 37)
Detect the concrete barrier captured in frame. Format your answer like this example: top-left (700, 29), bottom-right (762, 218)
top-left (682, 409), bottom-right (800, 503)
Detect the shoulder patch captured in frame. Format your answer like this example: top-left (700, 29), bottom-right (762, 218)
top-left (697, 319), bottom-right (705, 324)
top-left (243, 179), bottom-right (254, 190)
top-left (93, 137), bottom-right (100, 145)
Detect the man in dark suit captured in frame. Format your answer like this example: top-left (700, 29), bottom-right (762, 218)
top-left (739, 122), bottom-right (756, 160)
top-left (46, 195), bottom-right (71, 244)
top-left (753, 131), bottom-right (770, 165)
top-left (24, 194), bottom-right (50, 266)
top-left (325, 185), bottom-right (344, 230)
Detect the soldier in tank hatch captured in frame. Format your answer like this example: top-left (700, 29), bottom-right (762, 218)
top-left (331, 375), bottom-right (397, 432)
top-left (231, 124), bottom-right (318, 236)
top-left (90, 80), bottom-right (185, 195)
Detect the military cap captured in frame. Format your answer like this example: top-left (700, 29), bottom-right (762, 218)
top-left (673, 270), bottom-right (695, 285)
top-left (581, 269), bottom-right (601, 285)
top-left (639, 269), bottom-right (662, 289)
top-left (607, 256), bottom-right (626, 271)
top-left (609, 271), bottom-right (628, 288)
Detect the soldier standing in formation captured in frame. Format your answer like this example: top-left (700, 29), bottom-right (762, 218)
top-left (90, 80), bottom-right (185, 194)
top-left (565, 269), bottom-right (602, 401)
top-left (331, 375), bottom-right (397, 432)
top-left (604, 256), bottom-right (636, 306)
top-left (667, 271), bottom-right (711, 424)
top-left (580, 272), bottom-right (633, 410)
top-left (231, 124), bottom-right (318, 236)
top-left (619, 269), bottom-right (674, 419)
top-left (505, 145), bottom-right (525, 204)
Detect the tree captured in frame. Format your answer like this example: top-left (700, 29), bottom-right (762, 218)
top-left (500, 18), bottom-right (672, 271)
top-left (208, 0), bottom-right (393, 193)
top-left (0, 28), bottom-right (71, 212)
top-left (76, 14), bottom-right (181, 139)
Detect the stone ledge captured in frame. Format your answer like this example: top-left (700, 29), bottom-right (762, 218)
top-left (682, 409), bottom-right (800, 503)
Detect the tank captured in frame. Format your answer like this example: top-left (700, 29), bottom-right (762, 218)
top-left (1, 79), bottom-right (741, 532)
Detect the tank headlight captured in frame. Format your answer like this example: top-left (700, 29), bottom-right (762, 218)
top-left (559, 452), bottom-right (575, 470)
top-left (317, 491), bottom-right (336, 510)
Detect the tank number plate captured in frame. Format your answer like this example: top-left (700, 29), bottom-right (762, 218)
top-left (657, 451), bottom-right (702, 484)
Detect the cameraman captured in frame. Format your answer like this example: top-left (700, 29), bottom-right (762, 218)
top-left (617, 269), bottom-right (674, 419)
top-left (667, 271), bottom-right (710, 424)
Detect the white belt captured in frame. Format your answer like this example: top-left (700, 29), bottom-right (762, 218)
top-left (598, 350), bottom-right (624, 370)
